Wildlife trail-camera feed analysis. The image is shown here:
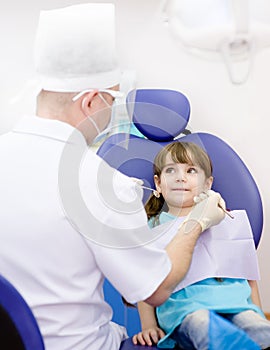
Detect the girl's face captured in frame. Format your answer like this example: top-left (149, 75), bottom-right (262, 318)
top-left (154, 153), bottom-right (213, 217)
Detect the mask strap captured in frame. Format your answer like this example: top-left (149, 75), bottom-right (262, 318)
top-left (87, 115), bottom-right (101, 135)
top-left (98, 93), bottom-right (112, 109)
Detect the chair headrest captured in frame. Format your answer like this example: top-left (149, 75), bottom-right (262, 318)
top-left (126, 89), bottom-right (190, 141)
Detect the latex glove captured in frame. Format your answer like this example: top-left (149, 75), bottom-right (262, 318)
top-left (130, 177), bottom-right (144, 186)
top-left (194, 190), bottom-right (226, 209)
top-left (184, 190), bottom-right (226, 232)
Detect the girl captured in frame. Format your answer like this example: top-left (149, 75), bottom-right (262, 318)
top-left (132, 141), bottom-right (270, 350)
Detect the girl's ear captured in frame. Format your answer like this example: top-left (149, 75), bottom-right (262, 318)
top-left (206, 176), bottom-right (214, 190)
top-left (154, 174), bottom-right (161, 193)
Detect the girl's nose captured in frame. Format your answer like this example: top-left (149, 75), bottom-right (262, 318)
top-left (176, 171), bottom-right (186, 182)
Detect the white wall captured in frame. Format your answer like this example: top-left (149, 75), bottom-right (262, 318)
top-left (1, 0), bottom-right (269, 311)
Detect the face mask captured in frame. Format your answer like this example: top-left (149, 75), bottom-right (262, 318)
top-left (72, 89), bottom-right (125, 146)
top-left (91, 96), bottom-right (118, 145)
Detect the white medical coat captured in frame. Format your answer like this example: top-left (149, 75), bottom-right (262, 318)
top-left (0, 115), bottom-right (171, 350)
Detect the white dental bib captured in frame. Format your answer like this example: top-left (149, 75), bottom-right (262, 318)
top-left (151, 210), bottom-right (260, 292)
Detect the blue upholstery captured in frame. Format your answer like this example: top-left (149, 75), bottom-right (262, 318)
top-left (0, 274), bottom-right (45, 350)
top-left (127, 88), bottom-right (191, 141)
top-left (104, 279), bottom-right (141, 337)
top-left (98, 88), bottom-right (263, 349)
top-left (120, 337), bottom-right (161, 350)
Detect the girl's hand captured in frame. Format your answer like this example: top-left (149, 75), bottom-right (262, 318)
top-left (132, 327), bottom-right (165, 346)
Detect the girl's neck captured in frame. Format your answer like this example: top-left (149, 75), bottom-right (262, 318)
top-left (168, 207), bottom-right (191, 217)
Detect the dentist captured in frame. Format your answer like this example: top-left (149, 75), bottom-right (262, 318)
top-left (0, 3), bottom-right (225, 350)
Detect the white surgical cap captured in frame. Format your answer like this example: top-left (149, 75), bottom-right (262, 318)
top-left (34, 3), bottom-right (120, 92)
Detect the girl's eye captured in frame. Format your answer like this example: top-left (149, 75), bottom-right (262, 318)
top-left (164, 167), bottom-right (176, 174)
top-left (187, 167), bottom-right (198, 174)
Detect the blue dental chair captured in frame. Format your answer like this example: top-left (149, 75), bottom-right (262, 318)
top-left (0, 274), bottom-right (45, 350)
top-left (97, 88), bottom-right (263, 350)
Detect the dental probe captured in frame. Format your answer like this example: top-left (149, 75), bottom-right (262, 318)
top-left (137, 183), bottom-right (234, 219)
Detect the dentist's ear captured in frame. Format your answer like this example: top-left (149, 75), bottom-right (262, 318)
top-left (81, 90), bottom-right (98, 116)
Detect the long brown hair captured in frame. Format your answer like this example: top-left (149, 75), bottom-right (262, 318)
top-left (145, 141), bottom-right (213, 220)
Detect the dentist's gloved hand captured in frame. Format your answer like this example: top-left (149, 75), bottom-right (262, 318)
top-left (130, 177), bottom-right (144, 186)
top-left (183, 190), bottom-right (226, 232)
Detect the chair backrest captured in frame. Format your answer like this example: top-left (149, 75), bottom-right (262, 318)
top-left (0, 274), bottom-right (45, 350)
top-left (97, 88), bottom-right (264, 336)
